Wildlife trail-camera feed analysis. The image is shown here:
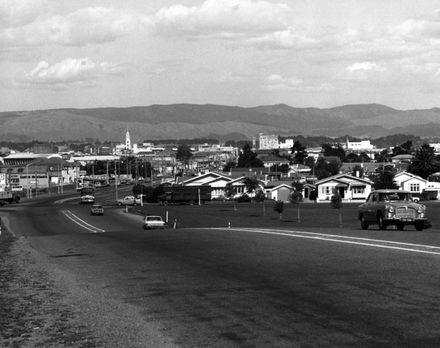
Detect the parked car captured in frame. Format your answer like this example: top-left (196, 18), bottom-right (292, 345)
top-left (358, 189), bottom-right (427, 231)
top-left (117, 196), bottom-right (141, 206)
top-left (90, 204), bottom-right (104, 216)
top-left (143, 216), bottom-right (166, 229)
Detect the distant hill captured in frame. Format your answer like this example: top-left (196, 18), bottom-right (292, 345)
top-left (1, 103), bottom-right (440, 142)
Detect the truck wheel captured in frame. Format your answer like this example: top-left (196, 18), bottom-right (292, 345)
top-left (415, 221), bottom-right (424, 231)
top-left (377, 213), bottom-right (387, 230)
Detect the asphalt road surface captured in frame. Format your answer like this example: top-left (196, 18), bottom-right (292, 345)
top-left (2, 188), bottom-right (440, 347)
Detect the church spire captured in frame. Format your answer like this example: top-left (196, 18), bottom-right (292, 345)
top-left (125, 128), bottom-right (131, 150)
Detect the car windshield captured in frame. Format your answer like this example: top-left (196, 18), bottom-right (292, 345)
top-left (378, 192), bottom-right (412, 202)
top-left (146, 217), bottom-right (161, 221)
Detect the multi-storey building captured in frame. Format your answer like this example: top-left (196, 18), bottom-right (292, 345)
top-left (259, 134), bottom-right (279, 150)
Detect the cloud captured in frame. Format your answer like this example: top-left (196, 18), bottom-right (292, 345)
top-left (47, 7), bottom-right (139, 46)
top-left (152, 0), bottom-right (292, 39)
top-left (344, 61), bottom-right (386, 81)
top-left (22, 58), bottom-right (126, 87)
top-left (265, 74), bottom-right (332, 92)
top-left (247, 26), bottom-right (320, 49)
top-left (1, 7), bottom-right (143, 49)
top-left (0, 0), bottom-right (47, 27)
top-left (392, 13), bottom-right (440, 41)
top-left (346, 62), bottom-right (385, 73)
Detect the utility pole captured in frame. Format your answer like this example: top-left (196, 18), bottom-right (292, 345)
top-left (114, 159), bottom-right (119, 202)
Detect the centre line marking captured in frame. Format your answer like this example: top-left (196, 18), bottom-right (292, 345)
top-left (62, 210), bottom-right (105, 233)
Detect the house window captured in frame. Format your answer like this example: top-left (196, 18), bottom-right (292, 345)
top-left (353, 186), bottom-right (365, 194)
top-left (321, 186), bottom-right (331, 195)
top-left (409, 183), bottom-right (420, 192)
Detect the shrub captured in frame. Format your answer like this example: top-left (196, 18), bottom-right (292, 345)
top-left (236, 193), bottom-right (251, 203)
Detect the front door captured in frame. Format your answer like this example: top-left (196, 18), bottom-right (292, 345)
top-left (338, 187), bottom-right (345, 198)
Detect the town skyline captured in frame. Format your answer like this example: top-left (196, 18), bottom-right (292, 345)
top-left (2, 0), bottom-right (440, 112)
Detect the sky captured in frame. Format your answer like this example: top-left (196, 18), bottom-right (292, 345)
top-left (2, 0), bottom-right (440, 112)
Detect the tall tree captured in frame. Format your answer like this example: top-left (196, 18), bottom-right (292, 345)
top-left (392, 140), bottom-right (413, 156)
top-left (407, 144), bottom-right (440, 179)
top-left (289, 190), bottom-right (303, 223)
top-left (373, 167), bottom-right (399, 189)
top-left (237, 143), bottom-right (264, 168)
top-left (322, 143), bottom-right (346, 161)
top-left (314, 157), bottom-right (341, 179)
top-left (376, 149), bottom-right (391, 162)
top-left (243, 177), bottom-right (260, 194)
top-left (291, 140), bottom-right (308, 164)
top-left (223, 161), bottom-right (236, 172)
top-left (176, 144), bottom-right (193, 167)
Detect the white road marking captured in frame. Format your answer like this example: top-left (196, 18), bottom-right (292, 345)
top-left (209, 227), bottom-right (440, 256)
top-left (54, 197), bottom-right (79, 204)
top-left (62, 210), bottom-right (105, 233)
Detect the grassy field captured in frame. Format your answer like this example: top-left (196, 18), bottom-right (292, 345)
top-left (132, 200), bottom-right (440, 232)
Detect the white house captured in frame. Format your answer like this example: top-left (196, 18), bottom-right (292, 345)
top-left (315, 173), bottom-right (373, 202)
top-left (183, 172), bottom-right (233, 199)
top-left (393, 171), bottom-right (427, 195)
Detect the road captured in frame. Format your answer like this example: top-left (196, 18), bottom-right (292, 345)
top-left (2, 187), bottom-right (440, 347)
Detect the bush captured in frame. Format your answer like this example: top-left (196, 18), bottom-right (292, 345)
top-left (331, 193), bottom-right (343, 209)
top-left (236, 193), bottom-right (251, 203)
top-left (309, 189), bottom-right (318, 201)
top-left (147, 185), bottom-right (165, 203)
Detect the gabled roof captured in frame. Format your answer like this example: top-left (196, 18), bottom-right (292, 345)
top-left (391, 154), bottom-right (413, 160)
top-left (394, 171), bottom-right (421, 180)
top-left (183, 171), bottom-right (231, 185)
top-left (316, 173), bottom-right (373, 186)
top-left (400, 176), bottom-right (427, 184)
top-left (269, 184), bottom-right (294, 192)
top-left (229, 176), bottom-right (249, 184)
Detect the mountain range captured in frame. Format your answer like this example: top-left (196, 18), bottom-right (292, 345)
top-left (1, 103), bottom-right (440, 142)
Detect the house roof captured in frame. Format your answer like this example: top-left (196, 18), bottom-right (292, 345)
top-left (229, 167), bottom-right (280, 179)
top-left (289, 164), bottom-right (311, 172)
top-left (392, 154), bottom-right (413, 160)
top-left (183, 171), bottom-right (231, 185)
top-left (316, 173), bottom-right (373, 186)
top-left (340, 162), bottom-right (393, 173)
top-left (394, 171), bottom-right (421, 179)
top-left (269, 184), bottom-right (294, 192)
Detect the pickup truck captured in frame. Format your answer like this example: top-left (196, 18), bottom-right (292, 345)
top-left (116, 196), bottom-right (141, 206)
top-left (0, 191), bottom-right (20, 206)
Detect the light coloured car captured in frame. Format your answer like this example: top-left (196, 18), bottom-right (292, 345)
top-left (90, 204), bottom-right (104, 216)
top-left (358, 189), bottom-right (427, 231)
top-left (143, 216), bottom-right (166, 230)
top-left (117, 195), bottom-right (141, 206)
top-left (81, 195), bottom-right (95, 204)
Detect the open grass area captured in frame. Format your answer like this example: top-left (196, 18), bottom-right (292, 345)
top-left (131, 200), bottom-right (438, 231)
top-left (131, 200), bottom-right (440, 232)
